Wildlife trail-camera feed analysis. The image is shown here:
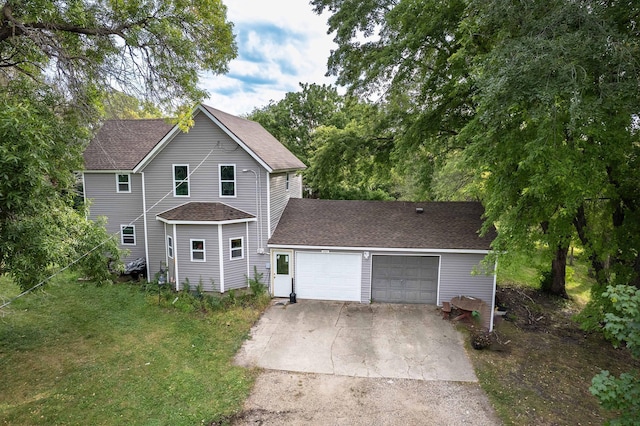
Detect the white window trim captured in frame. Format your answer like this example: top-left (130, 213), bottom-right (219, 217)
top-left (229, 237), bottom-right (244, 260)
top-left (190, 239), bottom-right (206, 262)
top-left (121, 225), bottom-right (136, 246)
top-left (219, 164), bottom-right (236, 198)
top-left (285, 172), bottom-right (290, 191)
top-left (173, 164), bottom-right (190, 197)
top-left (167, 235), bottom-right (174, 259)
top-left (116, 173), bottom-right (131, 193)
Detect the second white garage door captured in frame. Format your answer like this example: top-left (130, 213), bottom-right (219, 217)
top-left (295, 252), bottom-right (362, 301)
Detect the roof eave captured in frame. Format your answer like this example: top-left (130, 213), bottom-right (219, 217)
top-left (267, 243), bottom-right (492, 254)
top-left (156, 216), bottom-right (257, 226)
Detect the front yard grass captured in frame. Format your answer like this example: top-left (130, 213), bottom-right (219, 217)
top-left (0, 275), bottom-right (263, 425)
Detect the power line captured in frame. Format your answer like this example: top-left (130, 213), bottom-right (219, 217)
top-left (1, 148), bottom-right (216, 310)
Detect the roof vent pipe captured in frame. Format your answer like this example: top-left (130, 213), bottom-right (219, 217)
top-left (416, 207), bottom-right (424, 214)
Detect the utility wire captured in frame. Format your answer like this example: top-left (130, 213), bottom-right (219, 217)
top-left (0, 148), bottom-right (215, 310)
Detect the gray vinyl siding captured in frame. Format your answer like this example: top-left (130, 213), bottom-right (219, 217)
top-left (141, 111), bottom-right (270, 282)
top-left (174, 225), bottom-right (219, 292)
top-left (269, 172), bottom-right (303, 235)
top-left (438, 253), bottom-right (494, 305)
top-left (83, 172), bottom-right (146, 260)
top-left (361, 254), bottom-right (372, 302)
top-left (222, 223), bottom-right (250, 291)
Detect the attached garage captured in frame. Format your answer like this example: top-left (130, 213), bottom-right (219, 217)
top-left (295, 252), bottom-right (362, 301)
top-left (371, 256), bottom-right (439, 304)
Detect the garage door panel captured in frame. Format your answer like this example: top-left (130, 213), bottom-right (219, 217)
top-left (372, 256), bottom-right (439, 304)
top-left (296, 252), bottom-right (361, 302)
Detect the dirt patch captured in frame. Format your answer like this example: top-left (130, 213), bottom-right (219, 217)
top-left (466, 285), bottom-right (640, 425)
top-left (226, 371), bottom-right (501, 425)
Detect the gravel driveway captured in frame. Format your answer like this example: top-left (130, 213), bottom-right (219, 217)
top-left (232, 301), bottom-right (501, 425)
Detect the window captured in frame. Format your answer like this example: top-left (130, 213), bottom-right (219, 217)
top-left (167, 235), bottom-right (174, 259)
top-left (285, 172), bottom-right (290, 191)
top-left (230, 237), bottom-right (243, 260)
top-left (173, 165), bottom-right (189, 197)
top-left (190, 239), bottom-right (205, 262)
top-left (116, 174), bottom-right (130, 193)
top-left (121, 225), bottom-right (135, 245)
top-left (219, 164), bottom-right (236, 197)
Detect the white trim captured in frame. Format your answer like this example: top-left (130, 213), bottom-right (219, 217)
top-left (267, 244), bottom-right (491, 255)
top-left (490, 258), bottom-right (498, 332)
top-left (173, 225), bottom-right (180, 290)
top-left (121, 224), bottom-right (136, 245)
top-left (229, 236), bottom-right (244, 260)
top-left (132, 125), bottom-right (183, 173)
top-left (190, 238), bottom-right (206, 262)
top-left (266, 171), bottom-right (272, 238)
top-left (218, 224), bottom-right (225, 293)
top-left (198, 106), bottom-right (274, 173)
top-left (219, 164), bottom-right (237, 198)
top-left (116, 173), bottom-right (131, 193)
top-left (83, 169), bottom-right (133, 174)
top-left (167, 234), bottom-right (174, 259)
top-left (173, 164), bottom-right (190, 197)
top-left (156, 217), bottom-right (256, 226)
top-left (142, 172), bottom-right (150, 281)
top-left (245, 222), bottom-right (250, 287)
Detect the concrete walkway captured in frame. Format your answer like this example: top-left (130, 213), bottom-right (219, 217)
top-left (235, 300), bottom-right (478, 382)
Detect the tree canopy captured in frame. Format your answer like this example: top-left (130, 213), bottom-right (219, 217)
top-left (0, 0), bottom-right (237, 290)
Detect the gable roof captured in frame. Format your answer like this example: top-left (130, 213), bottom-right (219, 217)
top-left (83, 119), bottom-right (173, 170)
top-left (156, 202), bottom-right (255, 225)
top-left (201, 105), bottom-right (306, 172)
top-left (268, 199), bottom-right (496, 252)
top-left (83, 104), bottom-right (306, 173)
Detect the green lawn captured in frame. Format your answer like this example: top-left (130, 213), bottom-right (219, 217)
top-left (0, 275), bottom-right (264, 425)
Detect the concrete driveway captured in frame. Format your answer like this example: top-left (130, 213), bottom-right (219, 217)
top-left (235, 300), bottom-right (477, 382)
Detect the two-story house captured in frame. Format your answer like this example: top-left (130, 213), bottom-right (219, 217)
top-left (82, 104), bottom-right (306, 292)
top-left (84, 104), bottom-right (498, 331)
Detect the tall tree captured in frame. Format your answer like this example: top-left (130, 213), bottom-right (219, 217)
top-left (247, 83), bottom-right (348, 165)
top-left (0, 0), bottom-right (237, 290)
top-left (248, 83), bottom-right (398, 199)
top-left (313, 0), bottom-right (640, 297)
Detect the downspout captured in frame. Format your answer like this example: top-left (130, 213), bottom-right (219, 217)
top-left (265, 171), bottom-right (271, 239)
top-left (218, 223), bottom-right (225, 293)
top-left (81, 173), bottom-right (87, 218)
top-left (490, 257), bottom-right (498, 332)
top-left (141, 172), bottom-right (151, 282)
top-left (173, 225), bottom-right (179, 290)
top-left (246, 221), bottom-right (250, 287)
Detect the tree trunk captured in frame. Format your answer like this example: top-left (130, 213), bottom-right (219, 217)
top-left (550, 244), bottom-right (569, 298)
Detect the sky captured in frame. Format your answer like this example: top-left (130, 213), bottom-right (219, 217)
top-left (200, 0), bottom-right (338, 116)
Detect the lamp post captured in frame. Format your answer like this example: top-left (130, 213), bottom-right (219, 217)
top-left (157, 261), bottom-right (167, 304)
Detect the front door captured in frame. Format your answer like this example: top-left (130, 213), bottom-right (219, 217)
top-left (273, 251), bottom-right (292, 297)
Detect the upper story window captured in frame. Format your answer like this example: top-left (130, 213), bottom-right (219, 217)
top-left (220, 164), bottom-right (236, 197)
top-left (173, 164), bottom-right (189, 197)
top-left (285, 173), bottom-right (290, 191)
top-left (230, 237), bottom-right (243, 260)
top-left (167, 235), bottom-right (174, 259)
top-left (121, 225), bottom-right (136, 245)
top-left (116, 173), bottom-right (130, 193)
top-left (190, 239), bottom-right (205, 262)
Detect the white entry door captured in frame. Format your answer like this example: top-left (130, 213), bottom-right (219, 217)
top-left (273, 251), bottom-right (292, 297)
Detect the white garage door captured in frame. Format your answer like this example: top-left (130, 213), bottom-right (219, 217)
top-left (295, 252), bottom-right (362, 301)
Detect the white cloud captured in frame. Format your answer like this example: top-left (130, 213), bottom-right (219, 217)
top-left (201, 0), bottom-right (337, 116)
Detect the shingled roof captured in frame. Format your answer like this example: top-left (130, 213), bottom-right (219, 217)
top-left (83, 119), bottom-right (173, 170)
top-left (202, 105), bottom-right (306, 172)
top-left (268, 199), bottom-right (496, 251)
top-left (83, 105), bottom-right (306, 172)
top-left (156, 202), bottom-right (255, 224)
